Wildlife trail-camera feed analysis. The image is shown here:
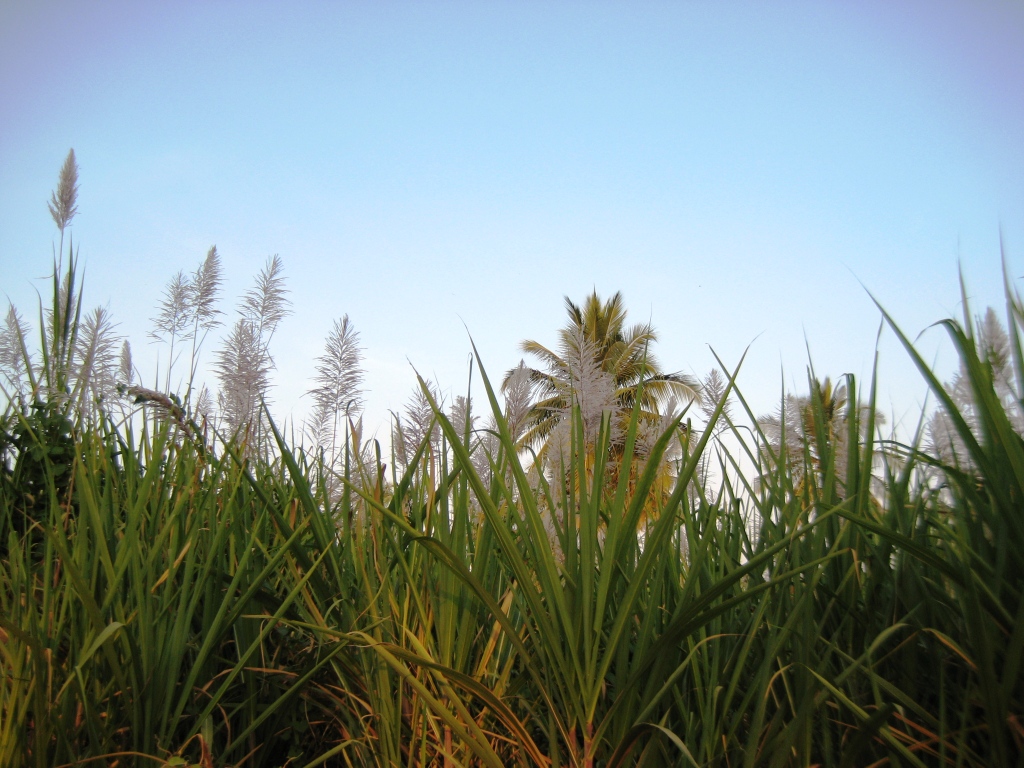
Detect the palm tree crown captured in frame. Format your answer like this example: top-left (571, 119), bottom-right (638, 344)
top-left (505, 290), bottom-right (700, 454)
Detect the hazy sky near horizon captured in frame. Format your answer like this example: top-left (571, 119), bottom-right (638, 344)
top-left (2, 1), bottom-right (1023, 438)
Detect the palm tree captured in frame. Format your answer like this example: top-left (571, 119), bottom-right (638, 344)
top-left (504, 290), bottom-right (699, 460)
top-left (757, 375), bottom-right (883, 498)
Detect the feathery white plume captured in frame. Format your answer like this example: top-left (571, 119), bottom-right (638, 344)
top-left (48, 149), bottom-right (79, 234)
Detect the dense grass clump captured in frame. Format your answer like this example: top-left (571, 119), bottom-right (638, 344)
top-left (1, 156), bottom-right (1023, 766)
top-left (3, 300), bottom-right (1023, 767)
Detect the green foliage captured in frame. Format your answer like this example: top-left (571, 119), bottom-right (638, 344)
top-left (3, 290), bottom-right (1023, 766)
top-left (2, 156), bottom-right (1023, 766)
top-left (0, 400), bottom-right (76, 554)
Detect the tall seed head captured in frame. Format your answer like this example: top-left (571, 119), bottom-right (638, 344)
top-left (119, 340), bottom-right (134, 386)
top-left (242, 254), bottom-right (291, 336)
top-left (394, 380), bottom-right (442, 471)
top-left (699, 368), bottom-right (732, 432)
top-left (0, 303), bottom-right (31, 393)
top-left (150, 270), bottom-right (192, 344)
top-left (190, 246), bottom-right (224, 331)
top-left (307, 314), bottom-right (366, 453)
top-left (48, 149), bottom-right (80, 233)
top-left (76, 306), bottom-right (121, 412)
top-left (503, 360), bottom-right (535, 441)
top-left (215, 318), bottom-right (271, 434)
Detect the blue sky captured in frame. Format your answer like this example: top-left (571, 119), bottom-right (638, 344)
top-left (2, 1), bottom-right (1023, 439)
